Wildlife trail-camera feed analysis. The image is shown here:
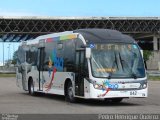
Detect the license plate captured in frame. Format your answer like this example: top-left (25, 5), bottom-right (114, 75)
top-left (130, 91), bottom-right (137, 95)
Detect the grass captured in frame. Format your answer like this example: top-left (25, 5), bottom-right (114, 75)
top-left (148, 76), bottom-right (160, 81)
top-left (0, 73), bottom-right (16, 77)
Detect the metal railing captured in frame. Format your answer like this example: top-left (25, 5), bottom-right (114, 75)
top-left (0, 66), bottom-right (16, 73)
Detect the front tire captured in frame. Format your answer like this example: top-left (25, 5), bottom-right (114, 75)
top-left (66, 82), bottom-right (76, 103)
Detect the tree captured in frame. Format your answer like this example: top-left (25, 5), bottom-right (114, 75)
top-left (12, 50), bottom-right (18, 65)
top-left (143, 50), bottom-right (153, 69)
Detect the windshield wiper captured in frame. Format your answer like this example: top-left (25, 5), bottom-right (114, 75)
top-left (118, 52), bottom-right (137, 79)
top-left (118, 52), bottom-right (124, 71)
top-left (107, 51), bottom-right (118, 79)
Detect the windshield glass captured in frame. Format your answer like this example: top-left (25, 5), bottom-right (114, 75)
top-left (90, 43), bottom-right (145, 78)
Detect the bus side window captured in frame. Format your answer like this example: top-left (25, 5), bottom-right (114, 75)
top-left (43, 54), bottom-right (53, 71)
top-left (58, 43), bottom-right (63, 50)
top-left (37, 48), bottom-right (46, 71)
top-left (26, 51), bottom-right (36, 65)
top-left (63, 40), bottom-right (76, 72)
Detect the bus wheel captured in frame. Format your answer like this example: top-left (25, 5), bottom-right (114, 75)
top-left (66, 82), bottom-right (75, 103)
top-left (28, 79), bottom-right (35, 96)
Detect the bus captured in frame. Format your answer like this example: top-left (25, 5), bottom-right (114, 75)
top-left (16, 29), bottom-right (147, 103)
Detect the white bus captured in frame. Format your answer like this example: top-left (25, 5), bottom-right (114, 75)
top-left (16, 29), bottom-right (147, 103)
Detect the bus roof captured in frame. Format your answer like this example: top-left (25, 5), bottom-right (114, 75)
top-left (21, 29), bottom-right (135, 46)
top-left (74, 29), bottom-right (135, 44)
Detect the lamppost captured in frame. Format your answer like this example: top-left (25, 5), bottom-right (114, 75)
top-left (3, 41), bottom-right (4, 66)
top-left (8, 44), bottom-right (11, 61)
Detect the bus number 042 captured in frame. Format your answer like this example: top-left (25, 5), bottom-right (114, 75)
top-left (130, 91), bottom-right (137, 95)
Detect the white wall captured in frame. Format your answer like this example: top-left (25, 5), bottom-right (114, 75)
top-left (147, 51), bottom-right (160, 70)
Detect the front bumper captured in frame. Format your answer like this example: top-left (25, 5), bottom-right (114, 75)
top-left (84, 80), bottom-right (148, 99)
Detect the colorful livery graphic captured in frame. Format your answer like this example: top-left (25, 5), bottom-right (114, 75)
top-left (16, 29), bottom-right (147, 103)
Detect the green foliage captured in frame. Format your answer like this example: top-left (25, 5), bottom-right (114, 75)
top-left (143, 50), bottom-right (153, 61)
top-left (12, 50), bottom-right (18, 65)
top-left (148, 76), bottom-right (160, 81)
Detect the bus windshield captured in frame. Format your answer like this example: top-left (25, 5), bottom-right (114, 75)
top-left (90, 43), bottom-right (145, 78)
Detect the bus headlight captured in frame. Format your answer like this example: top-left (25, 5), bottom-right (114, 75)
top-left (94, 84), bottom-right (99, 89)
top-left (93, 83), bottom-right (106, 90)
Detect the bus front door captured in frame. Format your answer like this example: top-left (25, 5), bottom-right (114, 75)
top-left (75, 50), bottom-right (85, 96)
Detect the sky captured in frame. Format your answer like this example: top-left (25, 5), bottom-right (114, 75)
top-left (0, 0), bottom-right (160, 17)
top-left (0, 42), bottom-right (19, 65)
top-left (0, 0), bottom-right (160, 64)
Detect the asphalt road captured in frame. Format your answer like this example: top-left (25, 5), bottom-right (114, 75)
top-left (0, 77), bottom-right (160, 114)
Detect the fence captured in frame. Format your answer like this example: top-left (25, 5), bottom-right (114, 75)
top-left (0, 66), bottom-right (16, 74)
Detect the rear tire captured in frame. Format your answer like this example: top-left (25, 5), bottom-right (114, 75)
top-left (66, 82), bottom-right (76, 103)
top-left (28, 79), bottom-right (35, 96)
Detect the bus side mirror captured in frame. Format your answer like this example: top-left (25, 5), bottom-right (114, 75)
top-left (140, 50), bottom-right (143, 58)
top-left (86, 48), bottom-right (91, 59)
